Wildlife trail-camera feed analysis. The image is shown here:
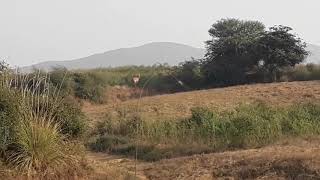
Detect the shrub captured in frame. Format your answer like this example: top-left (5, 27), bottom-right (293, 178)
top-left (54, 97), bottom-right (87, 138)
top-left (49, 67), bottom-right (75, 96)
top-left (89, 103), bottom-right (320, 161)
top-left (89, 135), bottom-right (128, 152)
top-left (182, 107), bottom-right (219, 141)
top-left (221, 104), bottom-right (282, 148)
top-left (8, 118), bottom-right (76, 177)
top-left (73, 72), bottom-right (106, 103)
top-left (281, 103), bottom-right (320, 135)
top-left (0, 71), bottom-right (86, 177)
top-left (0, 88), bottom-right (23, 155)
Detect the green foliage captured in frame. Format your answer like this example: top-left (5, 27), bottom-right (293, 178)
top-left (203, 18), bottom-right (265, 85)
top-left (8, 119), bottom-right (76, 176)
top-left (176, 59), bottom-right (204, 89)
top-left (44, 65), bottom-right (182, 103)
top-left (31, 62), bottom-right (319, 105)
top-left (73, 72), bottom-right (106, 103)
top-left (281, 103), bottom-right (320, 135)
top-left (219, 104), bottom-right (283, 148)
top-left (256, 25), bottom-right (308, 81)
top-left (54, 97), bottom-right (87, 138)
top-left (203, 18), bottom-right (309, 86)
top-left (0, 71), bottom-right (85, 176)
top-left (89, 135), bottom-right (128, 152)
top-left (13, 71), bottom-right (87, 138)
top-left (49, 67), bottom-right (75, 96)
top-left (89, 103), bottom-right (320, 161)
top-left (12, 20), bottom-right (315, 100)
top-left (0, 88), bottom-right (23, 154)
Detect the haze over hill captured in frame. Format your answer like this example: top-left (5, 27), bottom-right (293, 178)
top-left (22, 42), bottom-right (205, 72)
top-left (22, 42), bottom-right (320, 72)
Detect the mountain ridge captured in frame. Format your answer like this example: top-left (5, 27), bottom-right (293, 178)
top-left (22, 42), bottom-right (205, 72)
top-left (21, 42), bottom-right (320, 72)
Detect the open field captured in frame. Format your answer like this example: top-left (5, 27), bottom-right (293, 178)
top-left (87, 138), bottom-right (320, 180)
top-left (83, 81), bottom-right (320, 122)
top-left (143, 138), bottom-right (320, 179)
top-left (4, 2), bottom-right (320, 178)
top-left (83, 80), bottom-right (320, 179)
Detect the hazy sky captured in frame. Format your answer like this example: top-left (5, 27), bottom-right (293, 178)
top-left (1, 0), bottom-right (319, 66)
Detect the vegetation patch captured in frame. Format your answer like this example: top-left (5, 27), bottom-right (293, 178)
top-left (88, 102), bottom-right (320, 161)
top-left (0, 66), bottom-right (88, 178)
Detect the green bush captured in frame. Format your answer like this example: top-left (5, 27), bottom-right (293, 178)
top-left (220, 104), bottom-right (282, 148)
top-left (23, 91), bottom-right (87, 139)
top-left (89, 103), bottom-right (320, 161)
top-left (54, 97), bottom-right (87, 138)
top-left (8, 119), bottom-right (76, 176)
top-left (89, 135), bottom-right (128, 152)
top-left (0, 72), bottom-right (84, 177)
top-left (281, 103), bottom-right (320, 135)
top-left (0, 88), bottom-right (23, 155)
top-left (182, 107), bottom-right (219, 141)
top-left (49, 67), bottom-right (75, 96)
top-left (73, 72), bottom-right (106, 103)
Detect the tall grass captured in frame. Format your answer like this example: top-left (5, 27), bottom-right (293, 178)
top-left (283, 64), bottom-right (320, 81)
top-left (8, 118), bottom-right (75, 177)
top-left (0, 69), bottom-right (86, 177)
top-left (89, 102), bottom-right (320, 161)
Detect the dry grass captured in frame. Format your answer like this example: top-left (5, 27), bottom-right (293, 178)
top-left (83, 81), bottom-right (320, 122)
top-left (86, 138), bottom-right (320, 180)
top-left (86, 153), bottom-right (145, 180)
top-left (142, 138), bottom-right (320, 180)
top-left (83, 80), bottom-right (320, 179)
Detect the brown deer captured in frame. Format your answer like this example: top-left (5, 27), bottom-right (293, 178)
top-left (132, 74), bottom-right (140, 86)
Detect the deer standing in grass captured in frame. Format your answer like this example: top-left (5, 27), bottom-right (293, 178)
top-left (132, 74), bottom-right (140, 86)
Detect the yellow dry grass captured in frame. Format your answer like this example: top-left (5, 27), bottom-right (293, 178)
top-left (83, 81), bottom-right (320, 122)
top-left (87, 138), bottom-right (320, 180)
top-left (142, 138), bottom-right (320, 179)
top-left (82, 81), bottom-right (320, 179)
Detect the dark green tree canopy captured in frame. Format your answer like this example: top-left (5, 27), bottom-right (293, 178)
top-left (176, 58), bottom-right (204, 89)
top-left (205, 18), bottom-right (265, 59)
top-left (256, 25), bottom-right (308, 79)
top-left (203, 18), bottom-right (309, 85)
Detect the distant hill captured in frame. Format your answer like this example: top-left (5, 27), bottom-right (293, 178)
top-left (22, 42), bottom-right (205, 72)
top-left (21, 42), bottom-right (320, 72)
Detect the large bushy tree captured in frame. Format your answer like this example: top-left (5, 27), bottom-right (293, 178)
top-left (202, 18), bottom-right (308, 85)
top-left (203, 18), bottom-right (265, 85)
top-left (176, 58), bottom-right (204, 89)
top-left (256, 25), bottom-right (308, 81)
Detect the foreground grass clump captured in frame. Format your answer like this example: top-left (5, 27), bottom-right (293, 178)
top-left (8, 118), bottom-right (75, 176)
top-left (89, 102), bottom-right (320, 161)
top-left (0, 70), bottom-right (88, 178)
